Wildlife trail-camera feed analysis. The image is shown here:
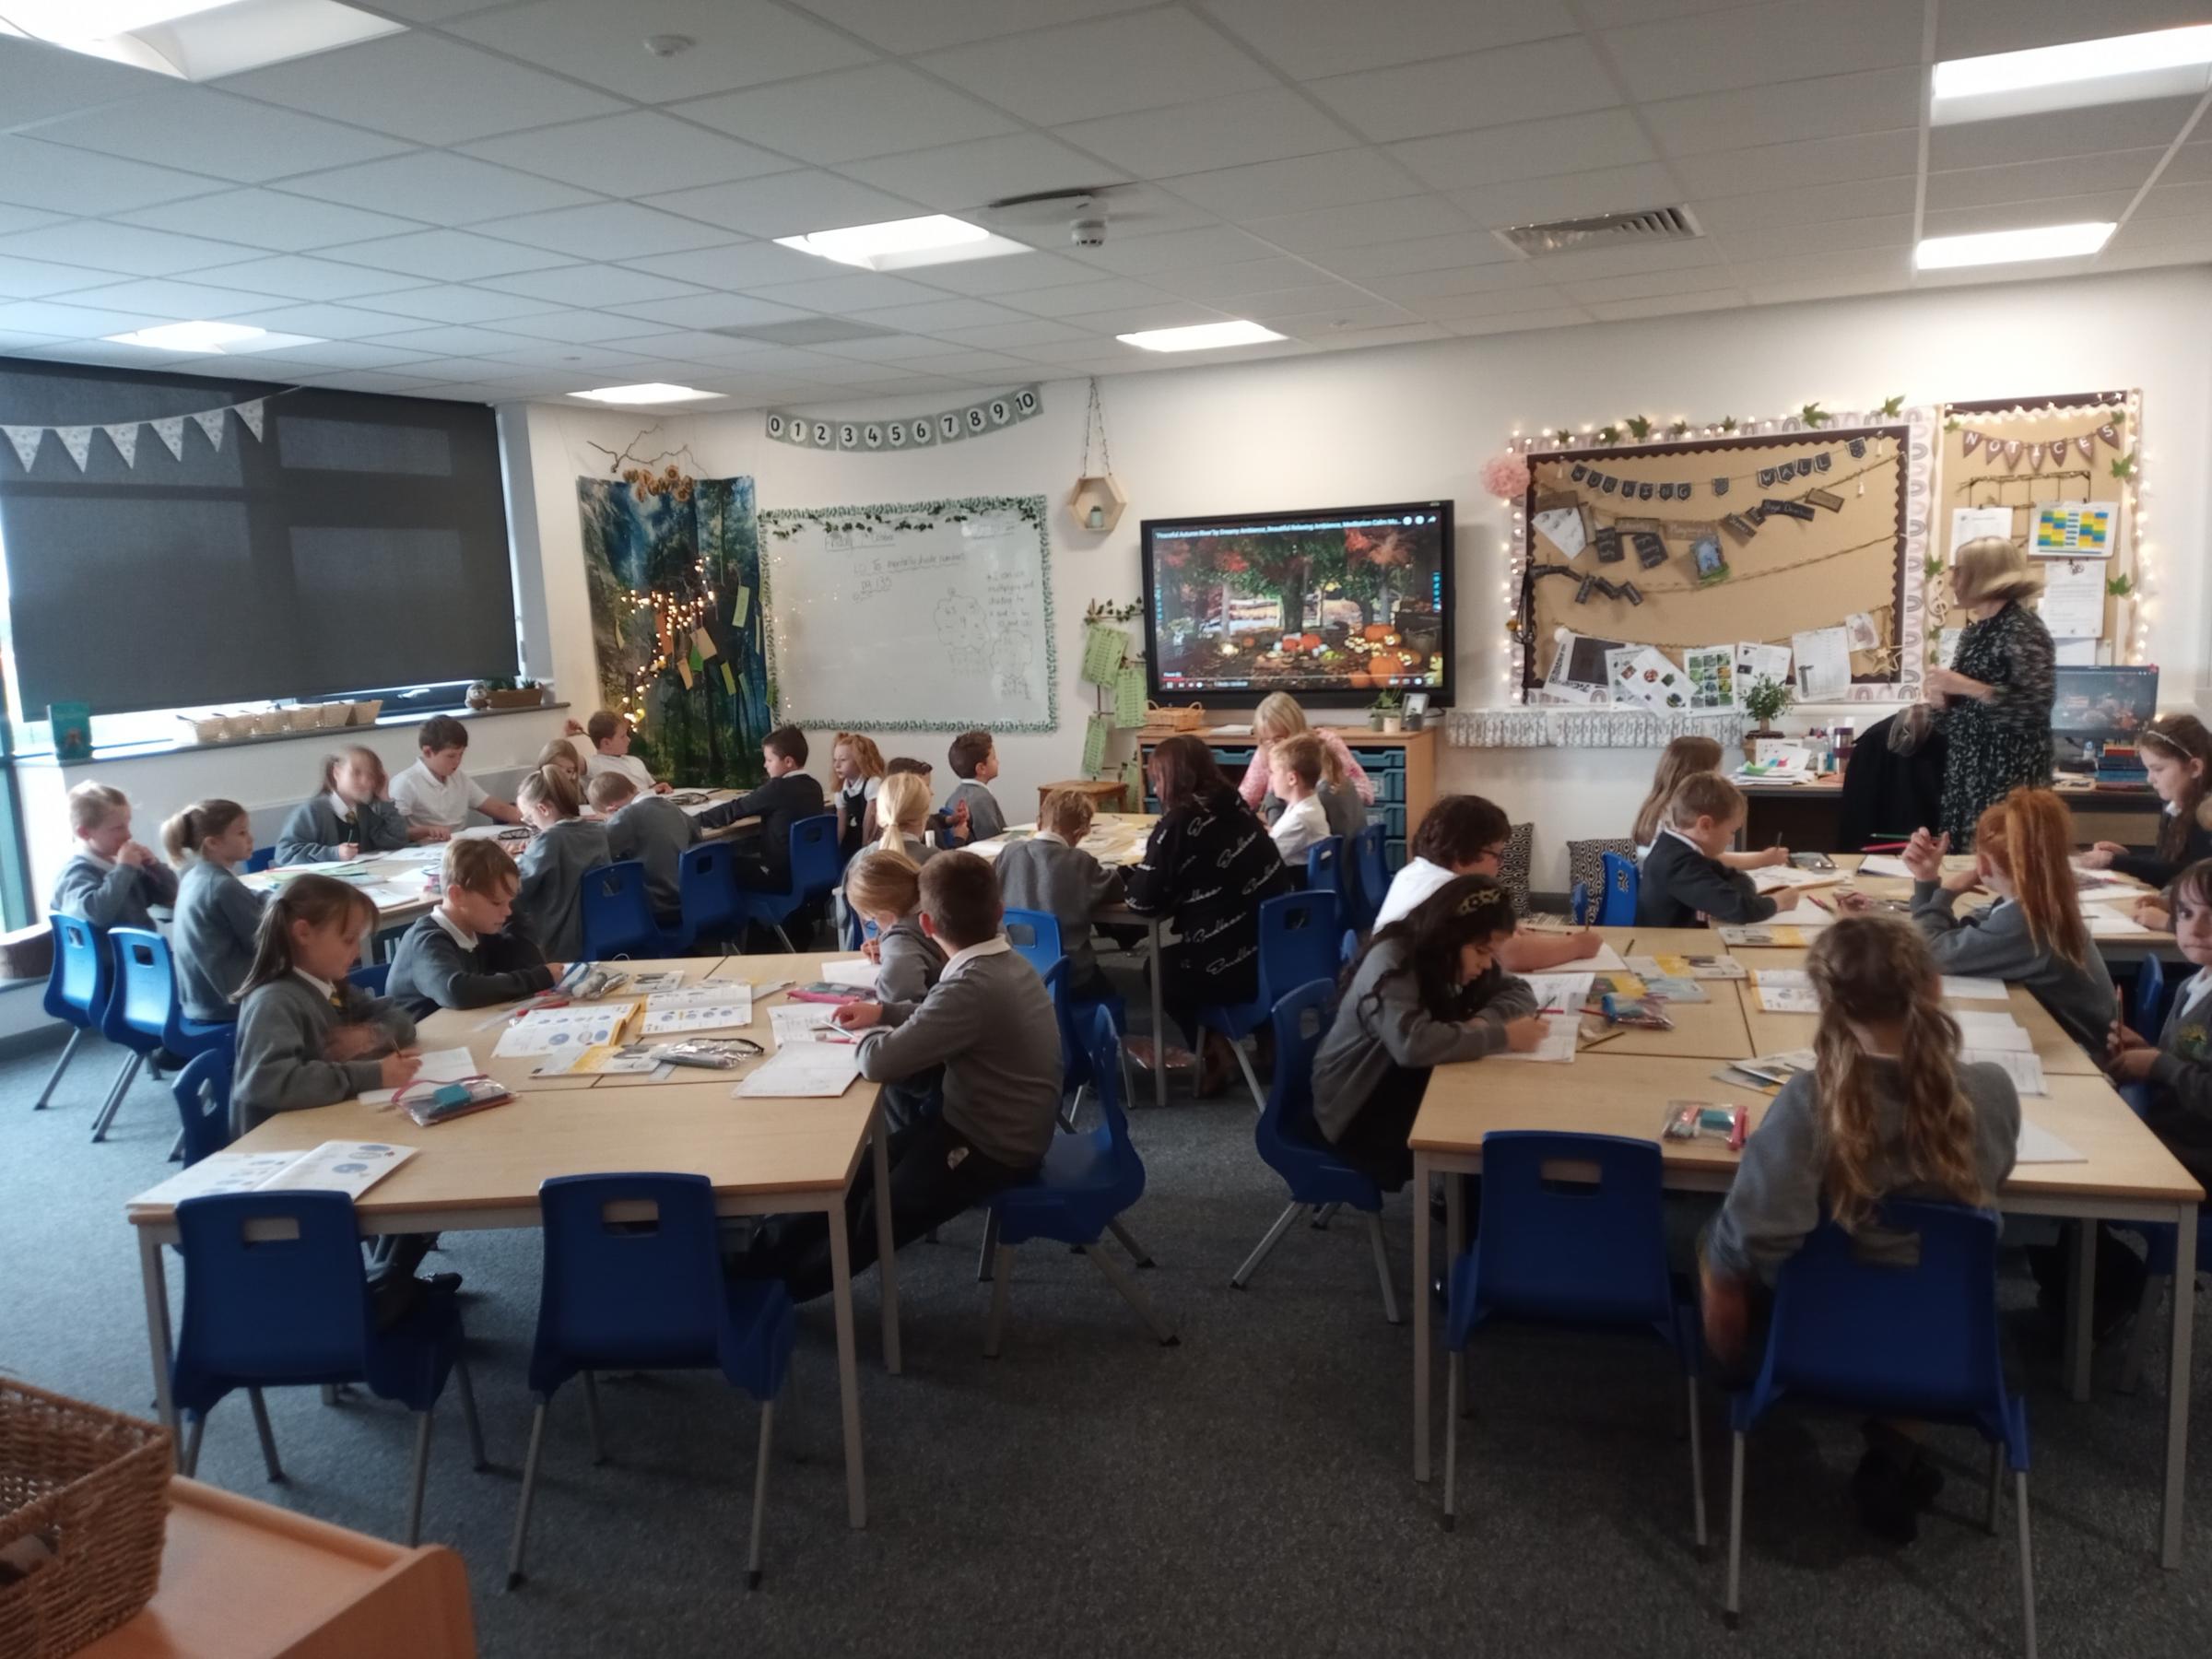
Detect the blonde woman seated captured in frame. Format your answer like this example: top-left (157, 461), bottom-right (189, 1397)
top-left (1239, 691), bottom-right (1375, 842)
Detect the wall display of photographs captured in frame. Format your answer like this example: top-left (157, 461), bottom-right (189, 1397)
top-left (1683, 646), bottom-right (1735, 710)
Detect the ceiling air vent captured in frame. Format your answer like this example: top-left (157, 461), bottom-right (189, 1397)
top-left (1495, 206), bottom-right (1703, 258)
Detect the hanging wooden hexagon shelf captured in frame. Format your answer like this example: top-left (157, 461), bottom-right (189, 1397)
top-left (1068, 473), bottom-right (1127, 535)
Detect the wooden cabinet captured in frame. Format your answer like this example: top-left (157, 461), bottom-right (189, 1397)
top-left (1138, 725), bottom-right (1438, 871)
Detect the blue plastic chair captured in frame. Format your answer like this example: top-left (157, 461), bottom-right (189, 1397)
top-left (1195, 889), bottom-right (1341, 1109)
top-left (1230, 979), bottom-right (1399, 1321)
top-left (670, 840), bottom-right (739, 956)
top-left (1349, 822), bottom-right (1389, 932)
top-left (735, 814), bottom-right (841, 950)
top-left (170, 1190), bottom-right (486, 1545)
top-left (2110, 1079), bottom-right (2210, 1396)
top-left (2129, 953), bottom-right (2169, 1043)
top-left (578, 861), bottom-right (682, 959)
top-left (92, 928), bottom-right (183, 1144)
top-left (1568, 880), bottom-right (1594, 926)
top-left (1595, 851), bottom-right (1638, 926)
top-left (1002, 907), bottom-right (1062, 979)
top-left (1724, 1201), bottom-right (2033, 1647)
top-left (507, 1173), bottom-right (794, 1591)
top-left (245, 846), bottom-right (277, 875)
top-left (347, 962), bottom-right (390, 996)
top-left (35, 913), bottom-right (118, 1113)
top-left (982, 1006), bottom-right (1176, 1356)
top-left (1441, 1132), bottom-right (1703, 1540)
top-left (1305, 835), bottom-right (1347, 909)
top-left (171, 1041), bottom-right (236, 1168)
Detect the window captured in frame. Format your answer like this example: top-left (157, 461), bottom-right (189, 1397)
top-left (0, 359), bottom-right (519, 728)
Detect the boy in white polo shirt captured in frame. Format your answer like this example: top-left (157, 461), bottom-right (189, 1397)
top-left (391, 714), bottom-right (521, 835)
top-left (583, 710), bottom-right (669, 795)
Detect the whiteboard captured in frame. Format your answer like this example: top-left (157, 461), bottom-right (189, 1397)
top-left (760, 495), bottom-right (1058, 733)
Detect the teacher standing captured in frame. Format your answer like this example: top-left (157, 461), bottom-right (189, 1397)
top-left (1924, 536), bottom-right (2054, 850)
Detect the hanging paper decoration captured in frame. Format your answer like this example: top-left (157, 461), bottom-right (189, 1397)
top-left (2097, 422), bottom-right (2122, 449)
top-left (4, 426), bottom-right (42, 469)
top-left (53, 426), bottom-right (92, 470)
top-left (2026, 441), bottom-right (2045, 470)
top-left (2000, 439), bottom-right (2024, 469)
top-left (0, 397), bottom-right (275, 471)
top-left (763, 384), bottom-right (1041, 451)
top-left (235, 398), bottom-right (265, 442)
top-left (1480, 451), bottom-right (1532, 500)
top-left (150, 417), bottom-right (185, 461)
top-left (188, 408), bottom-right (226, 452)
top-left (1960, 429), bottom-right (1983, 455)
top-left (102, 423), bottom-right (136, 466)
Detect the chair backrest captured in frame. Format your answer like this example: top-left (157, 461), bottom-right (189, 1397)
top-left (1596, 851), bottom-right (1638, 927)
top-left (45, 913), bottom-right (109, 1026)
top-left (1080, 1004), bottom-right (1146, 1210)
top-left (1002, 907), bottom-right (1063, 978)
top-left (1566, 839), bottom-right (1637, 923)
top-left (244, 846), bottom-right (277, 875)
top-left (1350, 823), bottom-right (1389, 930)
top-left (1568, 881), bottom-right (1592, 927)
top-left (1258, 979), bottom-right (1335, 1163)
top-left (578, 861), bottom-right (660, 959)
top-left (1753, 1199), bottom-right (2008, 1425)
top-left (1304, 836), bottom-right (1346, 903)
top-left (678, 840), bottom-right (740, 933)
top-left (171, 1042), bottom-right (236, 1167)
top-left (1472, 1131), bottom-right (1674, 1327)
top-left (786, 814), bottom-right (841, 899)
top-left (347, 961), bottom-right (390, 996)
top-left (531, 1172), bottom-right (729, 1392)
top-left (1257, 889), bottom-right (1340, 1006)
top-left (2132, 953), bottom-right (2169, 1043)
top-left (106, 926), bottom-right (175, 1048)
top-left (173, 1191), bottom-right (372, 1391)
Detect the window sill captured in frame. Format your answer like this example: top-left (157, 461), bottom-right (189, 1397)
top-left (18, 700), bottom-right (571, 768)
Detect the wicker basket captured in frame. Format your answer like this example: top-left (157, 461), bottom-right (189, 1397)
top-left (1144, 700), bottom-right (1206, 733)
top-left (0, 1380), bottom-right (171, 1658)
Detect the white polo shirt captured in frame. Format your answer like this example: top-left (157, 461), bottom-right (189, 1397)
top-left (393, 759), bottom-right (488, 830)
top-left (587, 751), bottom-right (657, 793)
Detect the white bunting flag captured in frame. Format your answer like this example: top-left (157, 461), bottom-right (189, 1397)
top-left (234, 399), bottom-right (265, 441)
top-left (54, 426), bottom-right (92, 470)
top-left (188, 407), bottom-right (226, 452)
top-left (151, 416), bottom-right (186, 460)
top-left (3, 425), bottom-right (43, 470)
top-left (103, 423), bottom-right (137, 466)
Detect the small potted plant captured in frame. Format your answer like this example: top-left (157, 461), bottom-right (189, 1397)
top-left (1371, 688), bottom-right (1402, 734)
top-left (1742, 675), bottom-right (1793, 763)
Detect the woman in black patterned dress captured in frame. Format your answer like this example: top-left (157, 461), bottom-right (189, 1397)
top-left (1925, 536), bottom-right (2054, 850)
top-left (1125, 735), bottom-right (1294, 1094)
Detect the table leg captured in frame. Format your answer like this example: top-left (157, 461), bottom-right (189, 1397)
top-left (138, 1228), bottom-right (176, 1441)
top-left (827, 1207), bottom-right (865, 1530)
top-left (2066, 1218), bottom-right (2095, 1403)
top-left (2160, 1204), bottom-right (2194, 1570)
top-left (872, 1112), bottom-right (900, 1377)
top-left (1147, 918), bottom-right (1167, 1111)
top-left (1413, 1150), bottom-right (1431, 1484)
top-left (1445, 1172), bottom-right (1466, 1420)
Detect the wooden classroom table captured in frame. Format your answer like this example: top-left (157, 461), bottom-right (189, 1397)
top-left (1818, 851), bottom-right (2176, 959)
top-left (1410, 924), bottom-right (2204, 1569)
top-left (1738, 775), bottom-right (2166, 853)
top-left (125, 953), bottom-right (899, 1530)
top-left (83, 1477), bottom-right (475, 1658)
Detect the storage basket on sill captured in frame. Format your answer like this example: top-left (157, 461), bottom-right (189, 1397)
top-left (1143, 700), bottom-right (1206, 733)
top-left (0, 1379), bottom-right (171, 1658)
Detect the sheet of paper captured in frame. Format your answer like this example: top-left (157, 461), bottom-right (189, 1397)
top-left (1750, 863), bottom-right (1828, 892)
top-left (1630, 953), bottom-right (1747, 981)
top-left (1855, 854), bottom-right (1914, 880)
top-left (2053, 637), bottom-right (2100, 666)
top-left (1532, 503), bottom-right (1587, 558)
top-left (2037, 558), bottom-right (2105, 639)
top-left (1492, 1011), bottom-right (1579, 1064)
top-left (1790, 625), bottom-right (1852, 700)
top-left (1604, 644), bottom-right (1693, 713)
top-left (1521, 972), bottom-right (1595, 1016)
top-left (1940, 976), bottom-right (2008, 1001)
top-left (1754, 983), bottom-right (1821, 1013)
top-left (1843, 610), bottom-right (1881, 653)
top-left (1952, 1010), bottom-right (2031, 1052)
top-left (1582, 941), bottom-right (1629, 972)
top-left (641, 998), bottom-right (754, 1036)
top-left (362, 1046), bottom-right (477, 1105)
top-left (1082, 713), bottom-right (1109, 773)
top-left (770, 1004), bottom-right (842, 1047)
top-left (256, 1140), bottom-right (417, 1197)
top-left (1950, 505), bottom-right (2012, 557)
top-left (2031, 500), bottom-right (2113, 558)
top-left (1753, 969), bottom-right (1812, 988)
top-left (1963, 1047), bottom-right (2047, 1096)
top-left (628, 971), bottom-right (687, 994)
top-left (2087, 909), bottom-right (2153, 937)
top-left (1682, 645), bottom-right (1735, 711)
top-left (1080, 623), bottom-right (1126, 686)
top-left (1718, 925), bottom-right (1807, 947)
top-left (127, 1149), bottom-right (305, 1208)
top-left (2015, 1119), bottom-right (2084, 1163)
top-left (1113, 664), bottom-right (1147, 729)
top-left (733, 1043), bottom-right (861, 1098)
top-left (816, 958), bottom-right (879, 990)
top-left (493, 1005), bottom-right (631, 1059)
top-left (1765, 900), bottom-right (1836, 926)
top-left (1734, 642), bottom-right (1793, 703)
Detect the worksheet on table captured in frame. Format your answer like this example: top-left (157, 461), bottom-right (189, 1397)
top-left (733, 1043), bottom-right (861, 1098)
top-left (1953, 1010), bottom-right (2031, 1052)
top-left (1491, 1013), bottom-right (1581, 1065)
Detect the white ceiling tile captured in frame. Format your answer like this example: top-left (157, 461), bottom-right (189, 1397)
top-left (182, 254), bottom-right (431, 301)
top-left (928, 317), bottom-right (1092, 348)
top-left (0, 36), bottom-right (166, 131)
top-left (1711, 215), bottom-right (1916, 263)
top-left (643, 172), bottom-right (923, 237)
top-left (1263, 305), bottom-right (1422, 339)
top-left (1559, 264), bottom-right (1750, 303)
top-left (1044, 300), bottom-right (1226, 335)
top-left (477, 201), bottom-right (738, 260)
top-left (216, 34), bottom-right (625, 146)
top-left (10, 340), bottom-right (206, 369)
top-left (1194, 0), bottom-right (1581, 79)
top-left (2153, 141), bottom-right (2212, 185)
top-left (59, 276), bottom-right (290, 320)
top-left (1927, 98), bottom-right (2204, 173)
top-left (475, 265), bottom-right (711, 306)
top-left (1503, 239), bottom-right (1723, 283)
top-left (1242, 195), bottom-right (1471, 251)
top-left (1306, 38), bottom-right (1618, 143)
top-left (118, 189), bottom-right (423, 253)
top-left (354, 324), bottom-right (549, 357)
top-left (1311, 321), bottom-right (1449, 349)
top-left (891, 347), bottom-right (1041, 375)
top-left (675, 65), bottom-right (1018, 164)
top-left (0, 255), bottom-right (113, 300)
top-left (1924, 194), bottom-right (2140, 238)
top-left (1933, 0), bottom-right (2211, 59)
top-left (1586, 288), bottom-right (1743, 322)
top-left (0, 328), bottom-right (65, 349)
top-left (905, 250), bottom-right (1100, 294)
top-left (1723, 246), bottom-right (1912, 290)
top-left (1643, 67), bottom-right (1925, 159)
top-left (465, 112), bottom-right (793, 197)
top-left (0, 221), bottom-right (257, 277)
top-left (744, 272), bottom-right (950, 312)
top-left (599, 291), bottom-right (818, 329)
top-left (1444, 306), bottom-right (1589, 335)
top-left (487, 310), bottom-right (674, 344)
top-left (1670, 130), bottom-right (1921, 198)
top-left (1605, 0), bottom-right (1925, 102)
top-left (805, 334), bottom-right (970, 361)
top-left (788, 0), bottom-right (1153, 55)
top-left (0, 206), bottom-right (63, 237)
top-left (841, 133), bottom-right (1126, 213)
top-left (469, 344), bottom-right (670, 373)
top-left (2135, 179), bottom-right (2212, 219)
top-left (620, 241), bottom-right (836, 288)
top-left (1363, 261), bottom-right (1548, 301)
top-left (242, 340), bottom-right (436, 368)
top-left (0, 299), bottom-right (182, 336)
top-left (843, 296), bottom-right (1030, 331)
top-left (1074, 225), bottom-right (1281, 274)
top-left (1690, 174), bottom-right (1918, 233)
top-left (345, 287), bottom-right (569, 324)
top-left (1145, 256), bottom-right (1331, 299)
top-left (1237, 282), bottom-right (1401, 319)
top-left (1317, 231), bottom-right (1523, 277)
top-left (285, 152), bottom-right (600, 228)
top-left (1401, 284), bottom-right (1575, 320)
top-left (218, 301), bottom-right (428, 338)
top-left (1924, 149), bottom-right (2165, 212)
top-left (27, 88), bottom-right (410, 184)
top-left (320, 229), bottom-right (581, 281)
top-left (917, 10), bottom-right (1277, 126)
top-left (449, 0), bottom-right (873, 102)
top-left (992, 275), bottom-right (1181, 316)
top-left (1054, 89), bottom-right (1361, 179)
top-left (0, 137), bottom-right (222, 215)
top-left (1163, 148), bottom-right (1423, 220)
top-left (1390, 110), bottom-right (1658, 194)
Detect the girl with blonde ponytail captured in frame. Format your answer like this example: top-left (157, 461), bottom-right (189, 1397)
top-left (1702, 915), bottom-right (2020, 1541)
top-left (872, 771), bottom-right (938, 866)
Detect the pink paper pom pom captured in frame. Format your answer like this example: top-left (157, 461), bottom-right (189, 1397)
top-left (1480, 452), bottom-right (1532, 500)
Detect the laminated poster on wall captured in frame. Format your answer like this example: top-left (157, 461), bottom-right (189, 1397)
top-left (1949, 505), bottom-right (2011, 557)
top-left (2038, 559), bottom-right (2104, 640)
top-left (1604, 644), bottom-right (1692, 713)
top-left (2031, 501), bottom-right (2113, 559)
top-left (1682, 646), bottom-right (1735, 710)
top-left (1733, 641), bottom-right (1793, 703)
top-left (1789, 627), bottom-right (1852, 700)
top-left (1542, 628), bottom-right (1619, 705)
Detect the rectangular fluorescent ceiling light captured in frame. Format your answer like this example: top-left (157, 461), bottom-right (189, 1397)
top-left (773, 215), bottom-right (1028, 273)
top-left (1117, 320), bottom-right (1287, 352)
top-left (571, 382), bottom-right (717, 406)
top-left (1933, 24), bottom-right (2212, 124)
top-left (0, 0), bottom-right (404, 81)
top-left (1914, 222), bottom-right (2114, 269)
top-left (103, 320), bottom-right (297, 352)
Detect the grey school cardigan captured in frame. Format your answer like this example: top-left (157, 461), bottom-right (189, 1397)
top-left (385, 913), bottom-right (554, 1019)
top-left (52, 852), bottom-right (176, 931)
top-left (992, 833), bottom-right (1124, 982)
top-left (1312, 936), bottom-right (1538, 1145)
top-left (874, 912), bottom-right (946, 1006)
top-left (275, 795), bottom-right (409, 865)
top-left (1706, 1057), bottom-right (2020, 1283)
top-left (857, 942), bottom-right (1060, 1169)
top-left (231, 972), bottom-right (416, 1138)
top-left (2138, 976), bottom-right (2212, 1189)
top-left (512, 818), bottom-right (611, 961)
top-left (945, 779), bottom-right (1006, 843)
top-left (171, 860), bottom-right (265, 1023)
top-left (604, 794), bottom-right (697, 914)
top-left (1909, 881), bottom-right (2116, 1055)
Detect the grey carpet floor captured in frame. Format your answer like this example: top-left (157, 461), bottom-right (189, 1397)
top-left (4, 1012), bottom-right (2209, 1658)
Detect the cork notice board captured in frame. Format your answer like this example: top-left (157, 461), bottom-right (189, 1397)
top-left (1519, 418), bottom-right (1930, 705)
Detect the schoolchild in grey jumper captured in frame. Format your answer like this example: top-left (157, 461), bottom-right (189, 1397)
top-left (276, 747), bottom-right (415, 865)
top-left (163, 798), bottom-right (265, 1024)
top-left (387, 838), bottom-right (559, 1020)
top-left (994, 787), bottom-right (1124, 1001)
top-left (590, 769), bottom-right (696, 918)
top-left (53, 781), bottom-right (177, 930)
top-left (512, 764), bottom-right (611, 961)
top-left (941, 728), bottom-right (1006, 846)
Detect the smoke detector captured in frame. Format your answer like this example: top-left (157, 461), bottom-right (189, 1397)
top-left (643, 33), bottom-right (694, 57)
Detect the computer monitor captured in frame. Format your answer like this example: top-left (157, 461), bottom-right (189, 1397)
top-left (2052, 665), bottom-right (2159, 767)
